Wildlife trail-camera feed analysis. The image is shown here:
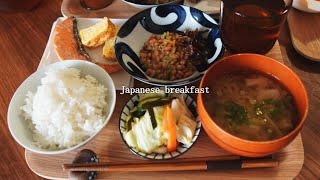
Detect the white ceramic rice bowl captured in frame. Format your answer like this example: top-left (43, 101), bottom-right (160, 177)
top-left (8, 60), bottom-right (116, 155)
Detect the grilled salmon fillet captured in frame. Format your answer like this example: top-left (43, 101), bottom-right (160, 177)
top-left (54, 17), bottom-right (87, 60)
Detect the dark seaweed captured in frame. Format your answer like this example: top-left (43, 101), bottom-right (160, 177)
top-left (182, 29), bottom-right (213, 71)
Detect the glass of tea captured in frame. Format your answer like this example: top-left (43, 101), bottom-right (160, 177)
top-left (80, 0), bottom-right (113, 10)
top-left (220, 0), bottom-right (292, 54)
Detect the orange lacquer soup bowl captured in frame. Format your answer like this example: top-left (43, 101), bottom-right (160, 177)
top-left (197, 53), bottom-right (308, 157)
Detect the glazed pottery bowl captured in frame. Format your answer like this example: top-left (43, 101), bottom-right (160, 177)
top-left (119, 93), bottom-right (201, 160)
top-left (115, 5), bottom-right (224, 86)
top-left (8, 60), bottom-right (116, 155)
top-left (197, 53), bottom-right (308, 157)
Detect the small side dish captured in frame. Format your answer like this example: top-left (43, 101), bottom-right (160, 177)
top-left (115, 5), bottom-right (224, 86)
top-left (21, 68), bottom-right (108, 150)
top-left (120, 91), bottom-right (201, 159)
top-left (54, 17), bottom-right (122, 74)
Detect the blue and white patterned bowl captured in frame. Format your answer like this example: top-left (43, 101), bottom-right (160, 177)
top-left (115, 5), bottom-right (224, 86)
top-left (119, 93), bottom-right (201, 160)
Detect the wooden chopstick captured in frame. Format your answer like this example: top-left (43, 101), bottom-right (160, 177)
top-left (102, 155), bottom-right (242, 165)
top-left (63, 158), bottom-right (278, 172)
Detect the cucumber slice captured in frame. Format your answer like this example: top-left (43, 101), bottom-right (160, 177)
top-left (138, 97), bottom-right (161, 109)
top-left (138, 90), bottom-right (165, 102)
top-left (131, 109), bottom-right (146, 118)
top-left (126, 115), bottom-right (134, 131)
top-left (148, 108), bottom-right (157, 129)
top-left (130, 106), bottom-right (138, 113)
top-left (141, 98), bottom-right (171, 109)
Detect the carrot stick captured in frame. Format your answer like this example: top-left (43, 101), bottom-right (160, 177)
top-left (166, 105), bottom-right (177, 152)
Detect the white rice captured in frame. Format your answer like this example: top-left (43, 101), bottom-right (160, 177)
top-left (21, 68), bottom-right (108, 150)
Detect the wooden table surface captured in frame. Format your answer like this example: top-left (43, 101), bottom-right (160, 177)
top-left (0, 0), bottom-right (319, 179)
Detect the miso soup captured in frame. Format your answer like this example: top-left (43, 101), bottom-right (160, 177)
top-left (204, 71), bottom-right (298, 141)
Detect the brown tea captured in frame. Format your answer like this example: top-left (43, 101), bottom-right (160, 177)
top-left (220, 0), bottom-right (291, 54)
top-left (80, 0), bottom-right (113, 10)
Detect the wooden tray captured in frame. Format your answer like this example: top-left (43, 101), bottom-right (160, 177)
top-left (25, 41), bottom-right (304, 179)
top-left (287, 8), bottom-right (320, 61)
top-left (61, 0), bottom-right (220, 18)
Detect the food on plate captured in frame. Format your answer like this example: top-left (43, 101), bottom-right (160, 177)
top-left (103, 26), bottom-right (120, 61)
top-left (54, 17), bottom-right (90, 60)
top-left (124, 91), bottom-right (197, 154)
top-left (139, 30), bottom-right (213, 81)
top-left (20, 68), bottom-right (108, 150)
top-left (79, 17), bottom-right (115, 48)
top-left (203, 71), bottom-right (298, 141)
top-left (54, 17), bottom-right (122, 74)
top-left (129, 0), bottom-right (175, 5)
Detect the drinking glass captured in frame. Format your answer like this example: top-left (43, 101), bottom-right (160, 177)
top-left (80, 0), bottom-right (113, 10)
top-left (220, 0), bottom-right (292, 54)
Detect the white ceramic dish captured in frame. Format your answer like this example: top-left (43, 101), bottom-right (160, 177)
top-left (293, 0), bottom-right (320, 13)
top-left (40, 18), bottom-right (133, 90)
top-left (8, 60), bottom-right (116, 155)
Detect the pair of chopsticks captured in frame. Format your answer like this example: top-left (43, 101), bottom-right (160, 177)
top-left (63, 155), bottom-right (278, 172)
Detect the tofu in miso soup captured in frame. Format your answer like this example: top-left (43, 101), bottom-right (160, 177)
top-left (204, 71), bottom-right (298, 141)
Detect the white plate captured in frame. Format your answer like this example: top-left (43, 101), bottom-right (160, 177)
top-left (40, 17), bottom-right (134, 90)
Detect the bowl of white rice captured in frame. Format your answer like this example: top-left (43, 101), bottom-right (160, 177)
top-left (8, 60), bottom-right (116, 154)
